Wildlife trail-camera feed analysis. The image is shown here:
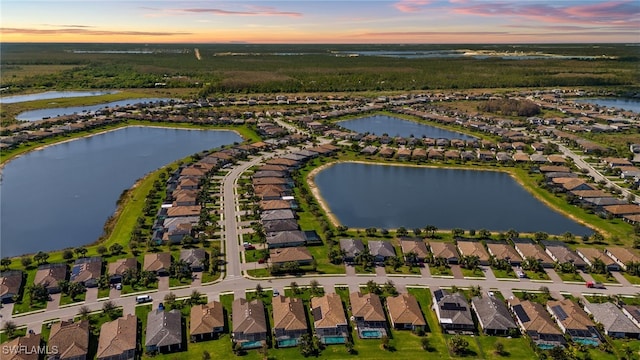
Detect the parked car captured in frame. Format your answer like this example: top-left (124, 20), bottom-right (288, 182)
top-left (516, 270), bottom-right (527, 278)
top-left (115, 283), bottom-right (122, 290)
top-left (273, 290), bottom-right (280, 297)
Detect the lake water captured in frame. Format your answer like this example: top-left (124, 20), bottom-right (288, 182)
top-left (15, 98), bottom-right (173, 121)
top-left (337, 115), bottom-right (476, 140)
top-left (573, 98), bottom-right (640, 113)
top-left (0, 126), bottom-right (242, 257)
top-left (314, 162), bottom-right (591, 235)
top-left (0, 91), bottom-right (118, 104)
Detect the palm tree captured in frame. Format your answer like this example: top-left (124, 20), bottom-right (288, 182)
top-left (78, 305), bottom-right (91, 320)
top-left (405, 251), bottom-right (419, 268)
top-left (2, 321), bottom-right (17, 338)
top-left (34, 251), bottom-right (49, 265)
top-left (424, 225), bottom-right (438, 238)
top-left (75, 247), bottom-right (88, 258)
top-left (309, 280), bottom-right (322, 297)
top-left (1, 257), bottom-right (12, 270)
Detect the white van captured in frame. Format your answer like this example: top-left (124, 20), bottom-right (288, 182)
top-left (136, 295), bottom-right (151, 304)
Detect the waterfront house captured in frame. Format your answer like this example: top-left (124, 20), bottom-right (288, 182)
top-left (604, 204), bottom-right (640, 218)
top-left (432, 289), bottom-right (475, 333)
top-left (108, 258), bottom-right (138, 284)
top-left (386, 293), bottom-right (426, 331)
top-left (584, 302), bottom-right (640, 339)
top-left (260, 199), bottom-right (292, 211)
top-left (179, 248), bottom-right (207, 272)
top-left (400, 238), bottom-right (429, 263)
top-left (97, 314), bottom-right (137, 360)
top-left (576, 248), bottom-right (619, 271)
top-left (512, 238), bottom-right (554, 268)
top-left (368, 240), bottom-right (396, 264)
top-left (456, 240), bottom-right (491, 265)
top-left (349, 292), bottom-right (388, 338)
top-left (541, 241), bottom-right (587, 270)
top-left (311, 293), bottom-right (349, 345)
top-left (273, 296), bottom-right (308, 347)
top-left (269, 247), bottom-right (313, 266)
top-left (428, 241), bottom-right (459, 264)
top-left (486, 241), bottom-right (522, 266)
top-left (339, 238), bottom-right (365, 264)
top-left (70, 256), bottom-right (102, 288)
top-left (190, 301), bottom-right (225, 341)
top-left (49, 319), bottom-right (90, 360)
top-left (547, 299), bottom-right (601, 344)
top-left (2, 333), bottom-right (41, 360)
top-left (0, 270), bottom-right (23, 303)
top-left (143, 253), bottom-right (172, 276)
top-left (263, 219), bottom-right (299, 233)
top-left (471, 295), bottom-right (517, 336)
top-left (145, 308), bottom-right (182, 353)
top-left (34, 263), bottom-right (67, 294)
top-left (508, 298), bottom-right (565, 347)
top-left (604, 247), bottom-right (640, 271)
top-left (232, 298), bottom-right (268, 348)
top-left (260, 209), bottom-right (295, 222)
top-left (166, 205), bottom-right (201, 218)
top-left (266, 230), bottom-right (306, 248)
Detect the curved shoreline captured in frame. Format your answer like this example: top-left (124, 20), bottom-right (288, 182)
top-left (306, 159), bottom-right (600, 236)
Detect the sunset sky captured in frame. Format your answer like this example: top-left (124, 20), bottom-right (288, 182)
top-left (1, 0), bottom-right (638, 43)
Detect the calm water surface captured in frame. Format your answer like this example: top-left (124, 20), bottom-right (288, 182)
top-left (0, 91), bottom-right (118, 104)
top-left (573, 98), bottom-right (640, 113)
top-left (0, 126), bottom-right (242, 256)
top-left (315, 162), bottom-right (591, 235)
top-left (338, 115), bottom-right (476, 140)
top-left (16, 98), bottom-right (173, 121)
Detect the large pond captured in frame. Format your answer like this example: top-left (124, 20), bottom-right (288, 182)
top-left (0, 91), bottom-right (118, 104)
top-left (0, 126), bottom-right (242, 257)
top-left (15, 98), bottom-right (173, 121)
top-left (314, 162), bottom-right (591, 235)
top-left (337, 115), bottom-right (476, 140)
top-left (573, 98), bottom-right (640, 113)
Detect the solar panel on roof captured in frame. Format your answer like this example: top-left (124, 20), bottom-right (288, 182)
top-left (512, 305), bottom-right (530, 323)
top-left (552, 305), bottom-right (568, 321)
top-left (434, 290), bottom-right (445, 302)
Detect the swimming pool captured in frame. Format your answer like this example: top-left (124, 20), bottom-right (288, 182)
top-left (277, 338), bottom-right (299, 347)
top-left (537, 343), bottom-right (559, 350)
top-left (574, 338), bottom-right (600, 346)
top-left (360, 330), bottom-right (383, 339)
top-left (240, 340), bottom-right (263, 349)
top-left (322, 336), bottom-right (347, 344)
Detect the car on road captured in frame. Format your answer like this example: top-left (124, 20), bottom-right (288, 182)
top-left (586, 281), bottom-right (605, 289)
top-left (273, 290), bottom-right (280, 297)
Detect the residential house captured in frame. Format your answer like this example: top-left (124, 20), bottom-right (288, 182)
top-left (576, 248), bottom-right (619, 271)
top-left (2, 333), bottom-right (41, 360)
top-left (622, 305), bottom-right (640, 328)
top-left (547, 299), bottom-right (601, 344)
top-left (166, 205), bottom-right (201, 218)
top-left (428, 242), bottom-right (459, 264)
top-left (269, 247), bottom-right (313, 266)
top-left (368, 240), bottom-right (396, 264)
top-left (602, 204), bottom-right (640, 217)
top-left (512, 239), bottom-right (554, 268)
top-left (260, 209), bottom-right (295, 222)
top-left (190, 301), bottom-right (225, 341)
top-left (584, 303), bottom-right (640, 339)
top-left (311, 293), bottom-right (349, 345)
top-left (143, 253), bottom-right (172, 276)
top-left (339, 238), bottom-right (365, 264)
top-left (432, 289), bottom-right (475, 333)
top-left (34, 263), bottom-right (67, 294)
top-left (541, 241), bottom-right (587, 270)
top-left (108, 258), bottom-right (138, 284)
top-left (70, 257), bottom-right (102, 288)
top-left (273, 296), bottom-right (308, 347)
top-left (48, 319), bottom-right (90, 360)
top-left (266, 230), bottom-right (306, 249)
top-left (604, 247), bottom-right (640, 271)
top-left (232, 298), bottom-right (268, 348)
top-left (349, 292), bottom-right (388, 338)
top-left (97, 314), bottom-right (137, 360)
top-left (471, 295), bottom-right (517, 336)
top-left (179, 248), bottom-right (208, 272)
top-left (486, 241), bottom-right (523, 266)
top-left (145, 308), bottom-right (183, 353)
top-left (386, 293), bottom-right (427, 331)
top-left (0, 270), bottom-right (23, 303)
top-left (456, 240), bottom-right (491, 265)
top-left (508, 298), bottom-right (565, 348)
top-left (400, 238), bottom-right (429, 263)
top-left (263, 219), bottom-right (299, 233)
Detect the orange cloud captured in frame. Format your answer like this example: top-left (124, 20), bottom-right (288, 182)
top-left (394, 0), bottom-right (433, 13)
top-left (1, 27), bottom-right (190, 36)
top-left (142, 5), bottom-right (302, 18)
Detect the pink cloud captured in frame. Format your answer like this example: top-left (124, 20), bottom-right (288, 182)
top-left (394, 0), bottom-right (433, 13)
top-left (1, 27), bottom-right (189, 36)
top-left (142, 5), bottom-right (302, 18)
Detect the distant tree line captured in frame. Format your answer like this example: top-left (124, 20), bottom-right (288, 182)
top-left (479, 98), bottom-right (541, 117)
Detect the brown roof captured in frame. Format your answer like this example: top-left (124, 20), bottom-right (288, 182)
top-left (551, 177), bottom-right (580, 184)
top-left (0, 271), bottom-right (23, 299)
top-left (400, 239), bottom-right (429, 258)
top-left (311, 293), bottom-right (347, 330)
top-left (457, 241), bottom-right (490, 262)
top-left (108, 258), bottom-right (137, 276)
top-left (269, 247), bottom-right (313, 264)
top-left (272, 296), bottom-right (307, 332)
top-left (547, 299), bottom-right (595, 331)
top-left (486, 242), bottom-right (522, 262)
top-left (570, 190), bottom-right (611, 198)
top-left (428, 241), bottom-right (459, 260)
top-left (253, 177), bottom-right (289, 186)
top-left (167, 205), bottom-right (202, 217)
top-left (143, 252), bottom-right (172, 272)
top-left (190, 301), bottom-right (225, 336)
top-left (96, 315), bottom-right (137, 360)
top-left (232, 298), bottom-right (268, 335)
top-left (34, 263), bottom-right (67, 289)
top-left (265, 158), bottom-right (298, 166)
top-left (49, 319), bottom-right (90, 359)
top-left (349, 292), bottom-right (386, 322)
top-left (539, 165), bottom-right (570, 173)
top-left (3, 333), bottom-right (41, 360)
top-left (606, 247), bottom-right (640, 265)
top-left (71, 257), bottom-right (102, 284)
top-left (386, 293), bottom-right (426, 327)
top-left (260, 199), bottom-right (291, 210)
top-left (508, 299), bottom-right (561, 336)
top-left (603, 204), bottom-right (640, 215)
top-left (576, 248), bottom-right (616, 266)
top-left (514, 241), bottom-right (553, 263)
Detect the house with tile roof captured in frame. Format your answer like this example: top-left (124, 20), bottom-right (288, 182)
top-left (190, 301), bottom-right (225, 341)
top-left (486, 241), bottom-right (522, 266)
top-left (472, 295), bottom-right (517, 335)
top-left (428, 242), bottom-right (459, 264)
top-left (143, 253), bottom-right (172, 276)
top-left (508, 298), bottom-right (565, 348)
top-left (311, 293), bottom-right (349, 345)
top-left (432, 289), bottom-right (475, 333)
top-left (145, 308), bottom-right (182, 353)
top-left (273, 296), bottom-right (308, 347)
top-left (97, 314), bottom-right (137, 360)
top-left (584, 302), bottom-right (640, 339)
top-left (49, 319), bottom-right (90, 360)
top-left (0, 270), bottom-right (23, 303)
top-left (34, 263), bottom-right (67, 294)
top-left (547, 299), bottom-right (601, 344)
top-left (349, 292), bottom-right (387, 338)
top-left (232, 298), bottom-right (268, 348)
top-left (2, 333), bottom-right (41, 360)
top-left (386, 293), bottom-right (427, 331)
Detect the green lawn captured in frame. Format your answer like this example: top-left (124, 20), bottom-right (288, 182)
top-left (97, 287), bottom-right (110, 299)
top-left (590, 273), bottom-right (619, 284)
top-left (12, 268), bottom-right (47, 314)
top-left (512, 291), bottom-right (554, 304)
top-left (492, 267), bottom-right (517, 278)
top-left (524, 270), bottom-right (551, 281)
top-left (556, 271), bottom-right (585, 282)
top-left (200, 271), bottom-right (220, 284)
top-left (246, 268), bottom-right (270, 277)
top-left (461, 267), bottom-right (485, 278)
top-left (430, 265), bottom-right (453, 276)
top-left (385, 265), bottom-right (421, 275)
top-left (622, 273), bottom-right (640, 285)
top-left (121, 282), bottom-right (158, 295)
top-left (60, 291), bottom-right (86, 306)
top-left (0, 327), bottom-right (26, 344)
